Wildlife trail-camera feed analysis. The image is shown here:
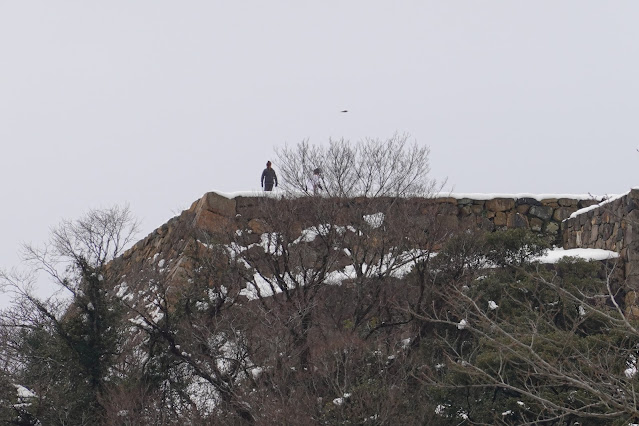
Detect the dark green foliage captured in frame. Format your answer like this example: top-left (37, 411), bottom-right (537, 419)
top-left (485, 227), bottom-right (551, 267)
top-left (0, 205), bottom-right (137, 425)
top-left (425, 231), bottom-right (636, 424)
top-left (429, 229), bottom-right (487, 284)
top-left (10, 267), bottom-right (126, 424)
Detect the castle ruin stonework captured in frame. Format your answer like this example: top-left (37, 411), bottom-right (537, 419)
top-left (122, 190), bottom-right (639, 292)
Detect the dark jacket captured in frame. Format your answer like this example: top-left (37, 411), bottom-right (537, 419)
top-left (261, 167), bottom-right (278, 187)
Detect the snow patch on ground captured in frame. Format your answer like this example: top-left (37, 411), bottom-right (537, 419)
top-left (260, 233), bottom-right (282, 255)
top-left (15, 385), bottom-right (36, 399)
top-left (536, 248), bottom-right (619, 263)
top-left (333, 393), bottom-right (351, 406)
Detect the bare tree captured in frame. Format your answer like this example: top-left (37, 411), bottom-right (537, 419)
top-left (112, 219), bottom-right (259, 424)
top-left (224, 189), bottom-right (456, 423)
top-left (0, 205), bottom-right (139, 425)
top-left (275, 134), bottom-right (440, 198)
top-left (22, 204), bottom-right (139, 285)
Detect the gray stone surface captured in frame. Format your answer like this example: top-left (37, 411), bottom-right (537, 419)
top-left (529, 205), bottom-right (554, 221)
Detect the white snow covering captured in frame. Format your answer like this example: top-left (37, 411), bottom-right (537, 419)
top-left (200, 190), bottom-right (605, 203)
top-left (184, 375), bottom-right (220, 415)
top-left (251, 366), bottom-right (264, 380)
top-left (236, 217), bottom-right (434, 299)
top-left (196, 301), bottom-right (209, 311)
top-left (332, 393), bottom-right (351, 406)
top-left (260, 232), bottom-right (283, 255)
top-left (536, 248), bottom-right (619, 264)
top-left (209, 286), bottom-right (227, 302)
top-left (457, 319), bottom-right (469, 330)
top-left (115, 283), bottom-right (128, 298)
top-left (241, 274), bottom-right (275, 300)
top-left (568, 191), bottom-right (628, 219)
top-left (436, 192), bottom-right (601, 201)
top-left (293, 224), bottom-right (353, 244)
top-left (12, 384), bottom-right (36, 410)
top-left (295, 227), bottom-right (322, 243)
top-left (435, 404), bottom-right (468, 420)
top-left (333, 397), bottom-right (346, 406)
top-left (234, 216), bottom-right (618, 301)
top-left (204, 190), bottom-right (295, 200)
top-left (363, 212), bottom-right (385, 228)
top-left (625, 355), bottom-right (637, 379)
top-left (114, 282), bottom-right (134, 302)
top-left (435, 404), bottom-right (448, 415)
top-left (15, 384), bottom-right (36, 399)
top-left (324, 266), bottom-right (357, 285)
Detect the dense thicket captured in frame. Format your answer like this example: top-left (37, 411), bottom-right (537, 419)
top-left (1, 199), bottom-right (633, 425)
top-left (0, 140), bottom-right (635, 424)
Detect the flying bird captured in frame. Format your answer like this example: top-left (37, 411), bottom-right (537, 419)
top-left (341, 110), bottom-right (348, 113)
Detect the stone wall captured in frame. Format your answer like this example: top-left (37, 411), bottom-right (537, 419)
top-left (120, 191), bottom-right (613, 278)
top-left (124, 192), bottom-right (605, 262)
top-left (115, 189), bottom-right (636, 317)
top-left (429, 195), bottom-right (600, 240)
top-left (186, 192), bottom-right (603, 239)
top-left (562, 189), bottom-right (639, 287)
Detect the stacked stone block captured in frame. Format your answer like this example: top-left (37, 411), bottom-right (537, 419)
top-left (123, 192), bottom-right (605, 266)
top-left (563, 189), bottom-right (639, 288)
top-left (434, 196), bottom-right (599, 239)
top-left (115, 189), bottom-right (636, 318)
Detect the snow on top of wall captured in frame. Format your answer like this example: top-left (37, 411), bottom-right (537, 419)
top-left (568, 191), bottom-right (629, 220)
top-left (435, 192), bottom-right (601, 201)
top-left (209, 189), bottom-right (605, 202)
top-left (213, 190), bottom-right (273, 198)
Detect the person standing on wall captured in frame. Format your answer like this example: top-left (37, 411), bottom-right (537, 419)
top-left (309, 168), bottom-right (323, 195)
top-left (261, 161), bottom-right (278, 191)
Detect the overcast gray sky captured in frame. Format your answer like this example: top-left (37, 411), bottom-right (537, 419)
top-left (2, 2), bottom-right (639, 279)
